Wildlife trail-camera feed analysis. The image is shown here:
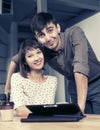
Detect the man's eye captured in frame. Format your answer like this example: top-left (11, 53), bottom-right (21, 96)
top-left (37, 50), bottom-right (42, 54)
top-left (48, 29), bottom-right (53, 33)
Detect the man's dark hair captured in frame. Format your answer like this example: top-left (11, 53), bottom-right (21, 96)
top-left (31, 12), bottom-right (57, 35)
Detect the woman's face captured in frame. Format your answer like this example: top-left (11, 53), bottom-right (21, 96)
top-left (25, 48), bottom-right (44, 71)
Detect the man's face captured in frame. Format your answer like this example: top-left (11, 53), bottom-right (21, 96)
top-left (35, 22), bottom-right (61, 51)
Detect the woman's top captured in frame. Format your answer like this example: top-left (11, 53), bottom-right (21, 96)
top-left (10, 73), bottom-right (57, 109)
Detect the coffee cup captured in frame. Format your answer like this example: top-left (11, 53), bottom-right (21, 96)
top-left (0, 101), bottom-right (14, 121)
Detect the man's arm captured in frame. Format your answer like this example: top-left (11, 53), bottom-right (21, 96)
top-left (70, 27), bottom-right (89, 113)
top-left (74, 72), bottom-right (88, 113)
top-left (5, 61), bottom-right (17, 94)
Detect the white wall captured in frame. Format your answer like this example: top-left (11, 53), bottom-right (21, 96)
top-left (76, 12), bottom-right (100, 60)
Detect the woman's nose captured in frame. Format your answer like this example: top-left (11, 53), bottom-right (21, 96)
top-left (34, 53), bottom-right (42, 61)
top-left (34, 55), bottom-right (39, 60)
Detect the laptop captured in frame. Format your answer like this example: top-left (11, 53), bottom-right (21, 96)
top-left (20, 103), bottom-right (86, 122)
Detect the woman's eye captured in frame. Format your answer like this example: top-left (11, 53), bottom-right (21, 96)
top-left (38, 33), bottom-right (44, 38)
top-left (27, 55), bottom-right (33, 58)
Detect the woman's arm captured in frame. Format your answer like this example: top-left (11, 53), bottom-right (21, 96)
top-left (10, 73), bottom-right (32, 117)
top-left (16, 105), bottom-right (32, 117)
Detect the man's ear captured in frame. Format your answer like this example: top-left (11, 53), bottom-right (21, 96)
top-left (57, 23), bottom-right (61, 33)
top-left (34, 31), bottom-right (38, 40)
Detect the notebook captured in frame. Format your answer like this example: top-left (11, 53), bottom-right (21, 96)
top-left (20, 103), bottom-right (86, 122)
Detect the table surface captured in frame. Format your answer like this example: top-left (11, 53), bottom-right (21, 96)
top-left (0, 114), bottom-right (100, 130)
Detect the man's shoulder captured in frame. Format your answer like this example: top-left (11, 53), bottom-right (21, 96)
top-left (64, 26), bottom-right (82, 34)
top-left (63, 26), bottom-right (84, 39)
top-left (11, 53), bottom-right (19, 63)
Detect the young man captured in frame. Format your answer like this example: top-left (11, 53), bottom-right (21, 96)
top-left (5, 12), bottom-right (100, 114)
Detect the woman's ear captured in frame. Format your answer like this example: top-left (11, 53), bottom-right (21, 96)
top-left (34, 34), bottom-right (38, 41)
top-left (57, 23), bottom-right (61, 34)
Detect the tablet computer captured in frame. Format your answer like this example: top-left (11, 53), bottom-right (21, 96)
top-left (21, 103), bottom-right (86, 122)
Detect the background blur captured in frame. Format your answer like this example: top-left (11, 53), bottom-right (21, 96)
top-left (0, 0), bottom-right (100, 102)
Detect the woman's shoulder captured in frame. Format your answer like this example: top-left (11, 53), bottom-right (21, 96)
top-left (11, 72), bottom-right (22, 79)
top-left (47, 75), bottom-right (57, 81)
top-left (46, 75), bottom-right (57, 87)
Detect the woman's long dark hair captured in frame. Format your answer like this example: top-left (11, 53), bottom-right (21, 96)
top-left (18, 39), bottom-right (45, 78)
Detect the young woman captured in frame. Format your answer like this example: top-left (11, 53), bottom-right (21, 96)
top-left (10, 39), bottom-right (57, 117)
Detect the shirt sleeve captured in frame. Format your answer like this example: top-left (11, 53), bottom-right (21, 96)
top-left (10, 73), bottom-right (26, 109)
top-left (11, 54), bottom-right (19, 64)
top-left (70, 26), bottom-right (89, 77)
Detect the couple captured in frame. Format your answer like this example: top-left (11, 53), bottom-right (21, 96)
top-left (5, 12), bottom-right (100, 116)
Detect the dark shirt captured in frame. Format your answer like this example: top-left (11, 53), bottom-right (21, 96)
top-left (47, 26), bottom-right (100, 83)
top-left (11, 54), bottom-right (19, 72)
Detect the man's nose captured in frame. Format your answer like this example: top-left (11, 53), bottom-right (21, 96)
top-left (45, 34), bottom-right (51, 41)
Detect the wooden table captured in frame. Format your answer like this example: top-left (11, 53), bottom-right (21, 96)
top-left (0, 114), bottom-right (100, 130)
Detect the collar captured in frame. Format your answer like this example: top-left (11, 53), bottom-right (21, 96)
top-left (56, 32), bottom-right (64, 55)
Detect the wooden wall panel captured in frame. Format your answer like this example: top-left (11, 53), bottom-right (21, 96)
top-left (0, 44), bottom-right (8, 58)
top-left (0, 57), bottom-right (7, 70)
